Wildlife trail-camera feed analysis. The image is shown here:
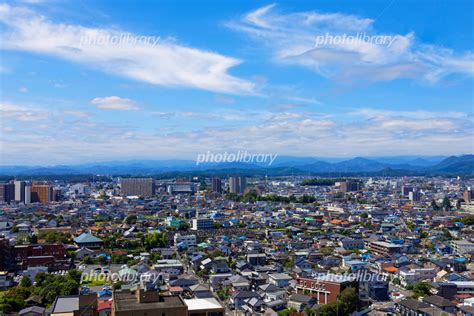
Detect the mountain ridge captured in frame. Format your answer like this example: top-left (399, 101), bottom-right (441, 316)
top-left (0, 155), bottom-right (472, 176)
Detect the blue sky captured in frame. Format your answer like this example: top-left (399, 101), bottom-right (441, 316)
top-left (0, 0), bottom-right (473, 165)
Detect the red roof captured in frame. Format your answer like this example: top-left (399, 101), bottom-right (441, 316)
top-left (168, 286), bottom-right (183, 293)
top-left (97, 300), bottom-right (112, 311)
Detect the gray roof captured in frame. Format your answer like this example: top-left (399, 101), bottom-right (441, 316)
top-left (52, 296), bottom-right (79, 313)
top-left (19, 306), bottom-right (45, 315)
top-left (422, 295), bottom-right (456, 307)
top-left (74, 233), bottom-right (103, 244)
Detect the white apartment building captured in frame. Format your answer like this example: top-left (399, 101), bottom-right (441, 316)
top-left (452, 240), bottom-right (474, 255)
top-left (174, 233), bottom-right (197, 248)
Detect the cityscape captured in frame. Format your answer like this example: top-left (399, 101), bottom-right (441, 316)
top-left (0, 1), bottom-right (473, 316)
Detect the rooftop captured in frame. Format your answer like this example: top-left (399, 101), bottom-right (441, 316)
top-left (113, 291), bottom-right (186, 312)
top-left (184, 298), bottom-right (224, 311)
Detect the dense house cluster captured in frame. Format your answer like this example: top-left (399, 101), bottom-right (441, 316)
top-left (0, 175), bottom-right (474, 316)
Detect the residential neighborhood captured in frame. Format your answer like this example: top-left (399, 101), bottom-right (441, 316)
top-left (1, 175), bottom-right (474, 316)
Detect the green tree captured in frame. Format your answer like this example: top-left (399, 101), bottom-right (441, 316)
top-left (125, 215), bottom-right (137, 225)
top-left (412, 282), bottom-right (432, 299)
top-left (20, 275), bottom-right (32, 287)
top-left (442, 197), bottom-right (452, 210)
top-left (28, 234), bottom-right (38, 244)
top-left (143, 232), bottom-right (168, 250)
top-left (313, 287), bottom-right (360, 315)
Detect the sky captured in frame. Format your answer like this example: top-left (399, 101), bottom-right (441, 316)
top-left (0, 0), bottom-right (473, 165)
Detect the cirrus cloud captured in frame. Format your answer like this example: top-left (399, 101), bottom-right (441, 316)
top-left (227, 4), bottom-right (474, 83)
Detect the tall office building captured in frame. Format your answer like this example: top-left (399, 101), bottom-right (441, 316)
top-left (229, 176), bottom-right (247, 194)
top-left (464, 187), bottom-right (473, 203)
top-left (401, 186), bottom-right (414, 196)
top-left (52, 187), bottom-right (61, 202)
top-left (31, 184), bottom-right (52, 203)
top-left (409, 189), bottom-right (421, 202)
top-left (14, 180), bottom-right (26, 202)
top-left (0, 183), bottom-right (15, 203)
top-left (24, 185), bottom-right (31, 204)
top-left (212, 177), bottom-right (222, 194)
top-left (340, 181), bottom-right (361, 192)
top-left (120, 178), bottom-right (155, 197)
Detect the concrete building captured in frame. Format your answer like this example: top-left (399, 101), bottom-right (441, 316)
top-left (112, 290), bottom-right (187, 316)
top-left (167, 183), bottom-right (196, 195)
top-left (340, 181), bottom-right (361, 192)
top-left (174, 233), bottom-right (197, 248)
top-left (184, 298), bottom-right (224, 316)
top-left (211, 177), bottom-right (222, 194)
top-left (0, 182), bottom-right (15, 203)
top-left (120, 178), bottom-right (155, 197)
top-left (24, 185), bottom-right (31, 204)
top-left (398, 267), bottom-right (436, 286)
top-left (191, 218), bottom-right (214, 230)
top-left (464, 187), bottom-right (473, 203)
top-left (369, 241), bottom-right (402, 256)
top-left (31, 184), bottom-right (52, 203)
top-left (401, 185), bottom-right (413, 196)
top-left (409, 189), bottom-right (421, 202)
top-left (229, 176), bottom-right (246, 195)
top-left (451, 240), bottom-right (474, 255)
top-left (295, 274), bottom-right (358, 305)
top-left (14, 180), bottom-right (26, 202)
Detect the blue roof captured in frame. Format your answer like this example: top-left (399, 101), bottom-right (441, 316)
top-left (98, 289), bottom-right (112, 297)
top-left (74, 233), bottom-right (103, 244)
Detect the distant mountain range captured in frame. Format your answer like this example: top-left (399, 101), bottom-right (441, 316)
top-left (1, 155), bottom-right (473, 176)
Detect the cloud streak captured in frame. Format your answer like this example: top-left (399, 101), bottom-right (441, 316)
top-left (0, 4), bottom-right (255, 94)
top-left (90, 96), bottom-right (140, 111)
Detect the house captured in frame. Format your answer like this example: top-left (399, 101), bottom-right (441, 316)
top-left (230, 291), bottom-right (261, 310)
top-left (242, 297), bottom-right (265, 314)
top-left (211, 260), bottom-right (229, 274)
top-left (268, 273), bottom-right (292, 288)
top-left (397, 299), bottom-right (431, 315)
top-left (422, 295), bottom-right (457, 313)
top-left (258, 284), bottom-right (286, 302)
top-left (18, 306), bottom-right (45, 316)
top-left (50, 295), bottom-right (97, 316)
top-left (343, 259), bottom-right (369, 272)
top-left (74, 233), bottom-right (103, 249)
top-left (97, 300), bottom-right (112, 316)
top-left (75, 247), bottom-right (95, 260)
top-left (189, 284), bottom-right (213, 299)
top-left (247, 254), bottom-right (267, 266)
top-left (287, 294), bottom-right (316, 312)
top-left (340, 238), bottom-right (365, 250)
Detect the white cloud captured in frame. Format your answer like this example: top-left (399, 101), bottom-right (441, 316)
top-left (228, 4), bottom-right (474, 82)
top-left (63, 110), bottom-right (92, 118)
top-left (0, 4), bottom-right (255, 94)
top-left (2, 103), bottom-right (471, 164)
top-left (90, 96), bottom-right (140, 111)
top-left (0, 102), bottom-right (48, 121)
top-left (18, 87), bottom-right (28, 93)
